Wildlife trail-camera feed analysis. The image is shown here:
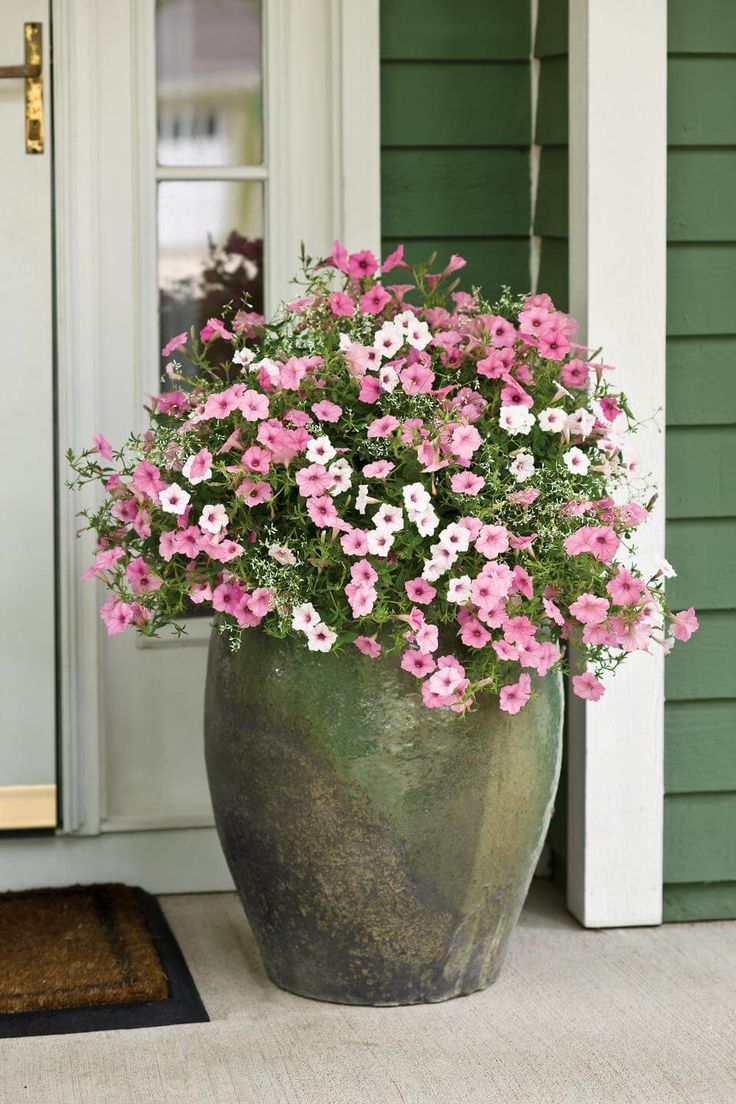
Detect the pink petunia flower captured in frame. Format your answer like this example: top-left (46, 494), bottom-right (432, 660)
top-left (355, 636), bottom-right (382, 658)
top-left (93, 433), bottom-right (114, 461)
top-left (607, 568), bottom-right (645, 606)
top-left (572, 672), bottom-right (606, 701)
top-left (400, 649), bottom-right (436, 678)
top-left (459, 618), bottom-right (491, 649)
top-left (450, 471), bottom-right (486, 496)
top-left (569, 592), bottom-right (610, 625)
top-left (307, 495), bottom-right (339, 528)
top-left (367, 415), bottom-right (400, 438)
top-left (405, 577), bottom-right (437, 605)
top-left (348, 249), bottom-right (379, 279)
top-left (362, 460), bottom-right (395, 479)
top-left (328, 291), bottom-right (354, 318)
top-left (359, 286), bottom-right (391, 314)
top-left (312, 399), bottom-right (343, 422)
top-left (671, 607), bottom-right (699, 642)
top-left (341, 528), bottom-right (370, 556)
top-left (296, 463), bottom-right (333, 497)
top-left (499, 674), bottom-right (532, 715)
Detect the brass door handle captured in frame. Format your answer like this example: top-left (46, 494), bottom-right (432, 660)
top-left (0, 23), bottom-right (44, 153)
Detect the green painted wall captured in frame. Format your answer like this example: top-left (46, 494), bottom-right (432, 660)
top-left (663, 1), bottom-right (736, 922)
top-left (533, 0), bottom-right (568, 310)
top-left (380, 0), bottom-right (532, 297)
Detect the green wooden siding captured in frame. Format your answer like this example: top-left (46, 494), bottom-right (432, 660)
top-left (663, 0), bottom-right (736, 922)
top-left (533, 0), bottom-right (568, 309)
top-left (380, 0), bottom-right (532, 297)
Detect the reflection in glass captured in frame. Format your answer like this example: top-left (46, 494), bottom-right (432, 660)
top-left (158, 181), bottom-right (264, 378)
top-left (156, 0), bottom-right (263, 166)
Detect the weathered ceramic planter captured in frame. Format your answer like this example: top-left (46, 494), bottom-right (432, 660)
top-left (204, 628), bottom-right (563, 1006)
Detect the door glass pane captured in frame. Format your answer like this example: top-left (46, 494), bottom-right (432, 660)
top-left (156, 0), bottom-right (263, 167)
top-left (158, 180), bottom-right (264, 377)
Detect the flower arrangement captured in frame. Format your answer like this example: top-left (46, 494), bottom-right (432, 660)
top-left (68, 243), bottom-right (698, 714)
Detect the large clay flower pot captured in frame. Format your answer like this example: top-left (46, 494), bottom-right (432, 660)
top-left (204, 628), bottom-right (563, 1006)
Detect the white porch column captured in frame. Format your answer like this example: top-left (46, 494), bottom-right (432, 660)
top-left (567, 0), bottom-right (668, 927)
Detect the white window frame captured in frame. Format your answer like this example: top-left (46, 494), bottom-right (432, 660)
top-left (0, 0), bottom-right (379, 891)
top-left (567, 0), bottom-right (668, 927)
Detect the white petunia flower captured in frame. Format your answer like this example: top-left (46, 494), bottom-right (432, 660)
top-left (437, 523), bottom-right (471, 555)
top-left (291, 602), bottom-right (321, 632)
top-left (373, 503), bottom-right (404, 533)
top-left (199, 503), bottom-right (228, 534)
top-left (499, 405), bottom-right (536, 436)
top-left (415, 508), bottom-right (440, 537)
top-left (428, 544), bottom-right (458, 571)
top-left (232, 347), bottom-right (255, 368)
top-left (379, 365), bottom-right (400, 393)
top-left (421, 559), bottom-right (445, 582)
top-left (158, 483), bottom-right (191, 515)
top-left (366, 528), bottom-right (395, 557)
top-left (539, 407), bottom-right (567, 432)
top-left (447, 576), bottom-right (472, 604)
top-left (327, 458), bottom-right (352, 496)
top-left (338, 332), bottom-right (352, 351)
top-left (563, 447), bottom-right (591, 476)
top-left (653, 556), bottom-right (677, 579)
top-left (305, 623), bottom-right (337, 652)
top-left (405, 318), bottom-right (432, 351)
top-left (306, 435), bottom-right (336, 464)
top-left (373, 321), bottom-right (403, 360)
top-left (567, 408), bottom-right (596, 440)
top-left (402, 481), bottom-right (432, 518)
top-left (509, 452), bottom-right (536, 482)
top-left (182, 453), bottom-right (212, 485)
top-left (355, 483), bottom-right (374, 515)
top-left (269, 544), bottom-right (297, 566)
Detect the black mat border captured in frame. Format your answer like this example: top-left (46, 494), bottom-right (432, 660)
top-left (0, 888), bottom-right (209, 1038)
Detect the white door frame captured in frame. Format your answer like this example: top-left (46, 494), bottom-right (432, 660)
top-left (566, 0), bottom-right (668, 927)
top-left (1, 0), bottom-right (380, 892)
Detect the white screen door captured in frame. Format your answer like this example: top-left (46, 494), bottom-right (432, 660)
top-left (0, 1), bottom-right (57, 831)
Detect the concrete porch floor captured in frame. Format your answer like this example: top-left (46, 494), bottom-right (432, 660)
top-left (1, 881), bottom-right (734, 1104)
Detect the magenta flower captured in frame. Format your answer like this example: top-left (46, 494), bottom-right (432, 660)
top-left (359, 285), bottom-right (391, 314)
top-left (348, 249), bottom-right (379, 279)
top-left (560, 358), bottom-right (590, 388)
top-left (459, 618), bottom-right (491, 649)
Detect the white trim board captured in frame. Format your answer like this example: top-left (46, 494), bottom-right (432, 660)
top-left (0, 828), bottom-right (233, 894)
top-left (567, 0), bottom-right (667, 927)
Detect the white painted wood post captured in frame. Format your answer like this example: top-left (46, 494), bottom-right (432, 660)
top-left (567, 0), bottom-right (668, 927)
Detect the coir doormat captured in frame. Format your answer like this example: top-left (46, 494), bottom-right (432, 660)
top-left (0, 883), bottom-right (208, 1037)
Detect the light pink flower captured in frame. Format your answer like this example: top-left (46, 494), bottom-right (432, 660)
top-left (499, 674), bottom-right (532, 715)
top-left (182, 448), bottom-right (213, 485)
top-left (405, 577), bottom-right (436, 605)
top-left (572, 672), bottom-right (606, 701)
top-left (161, 331), bottom-right (188, 357)
top-left (312, 399), bottom-right (342, 422)
top-left (237, 479), bottom-right (273, 507)
top-left (241, 445), bottom-right (271, 474)
top-left (459, 618), bottom-right (491, 649)
top-left (341, 528), bottom-right (369, 556)
top-left (415, 621), bottom-right (439, 654)
top-left (450, 471), bottom-right (485, 496)
top-left (569, 592), bottom-right (610, 625)
top-left (362, 460), bottom-right (395, 479)
top-left (400, 650), bottom-right (436, 678)
top-left (474, 524), bottom-right (509, 560)
top-left (355, 636), bottom-right (381, 658)
top-left (239, 389), bottom-right (270, 421)
top-left (199, 503), bottom-right (228, 534)
top-left (607, 568), bottom-right (645, 606)
top-left (93, 433), bottom-right (114, 461)
top-left (328, 291), bottom-right (354, 317)
top-left (158, 483), bottom-right (191, 515)
top-left (671, 608), bottom-right (699, 642)
top-left (367, 415), bottom-right (399, 438)
top-left (296, 463), bottom-right (332, 497)
top-left (307, 495), bottom-right (339, 528)
top-left (450, 424), bottom-right (482, 459)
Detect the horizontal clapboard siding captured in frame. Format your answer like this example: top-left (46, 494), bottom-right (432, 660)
top-left (533, 0), bottom-right (568, 309)
top-left (664, 0), bottom-right (736, 922)
top-left (380, 0), bottom-right (531, 300)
